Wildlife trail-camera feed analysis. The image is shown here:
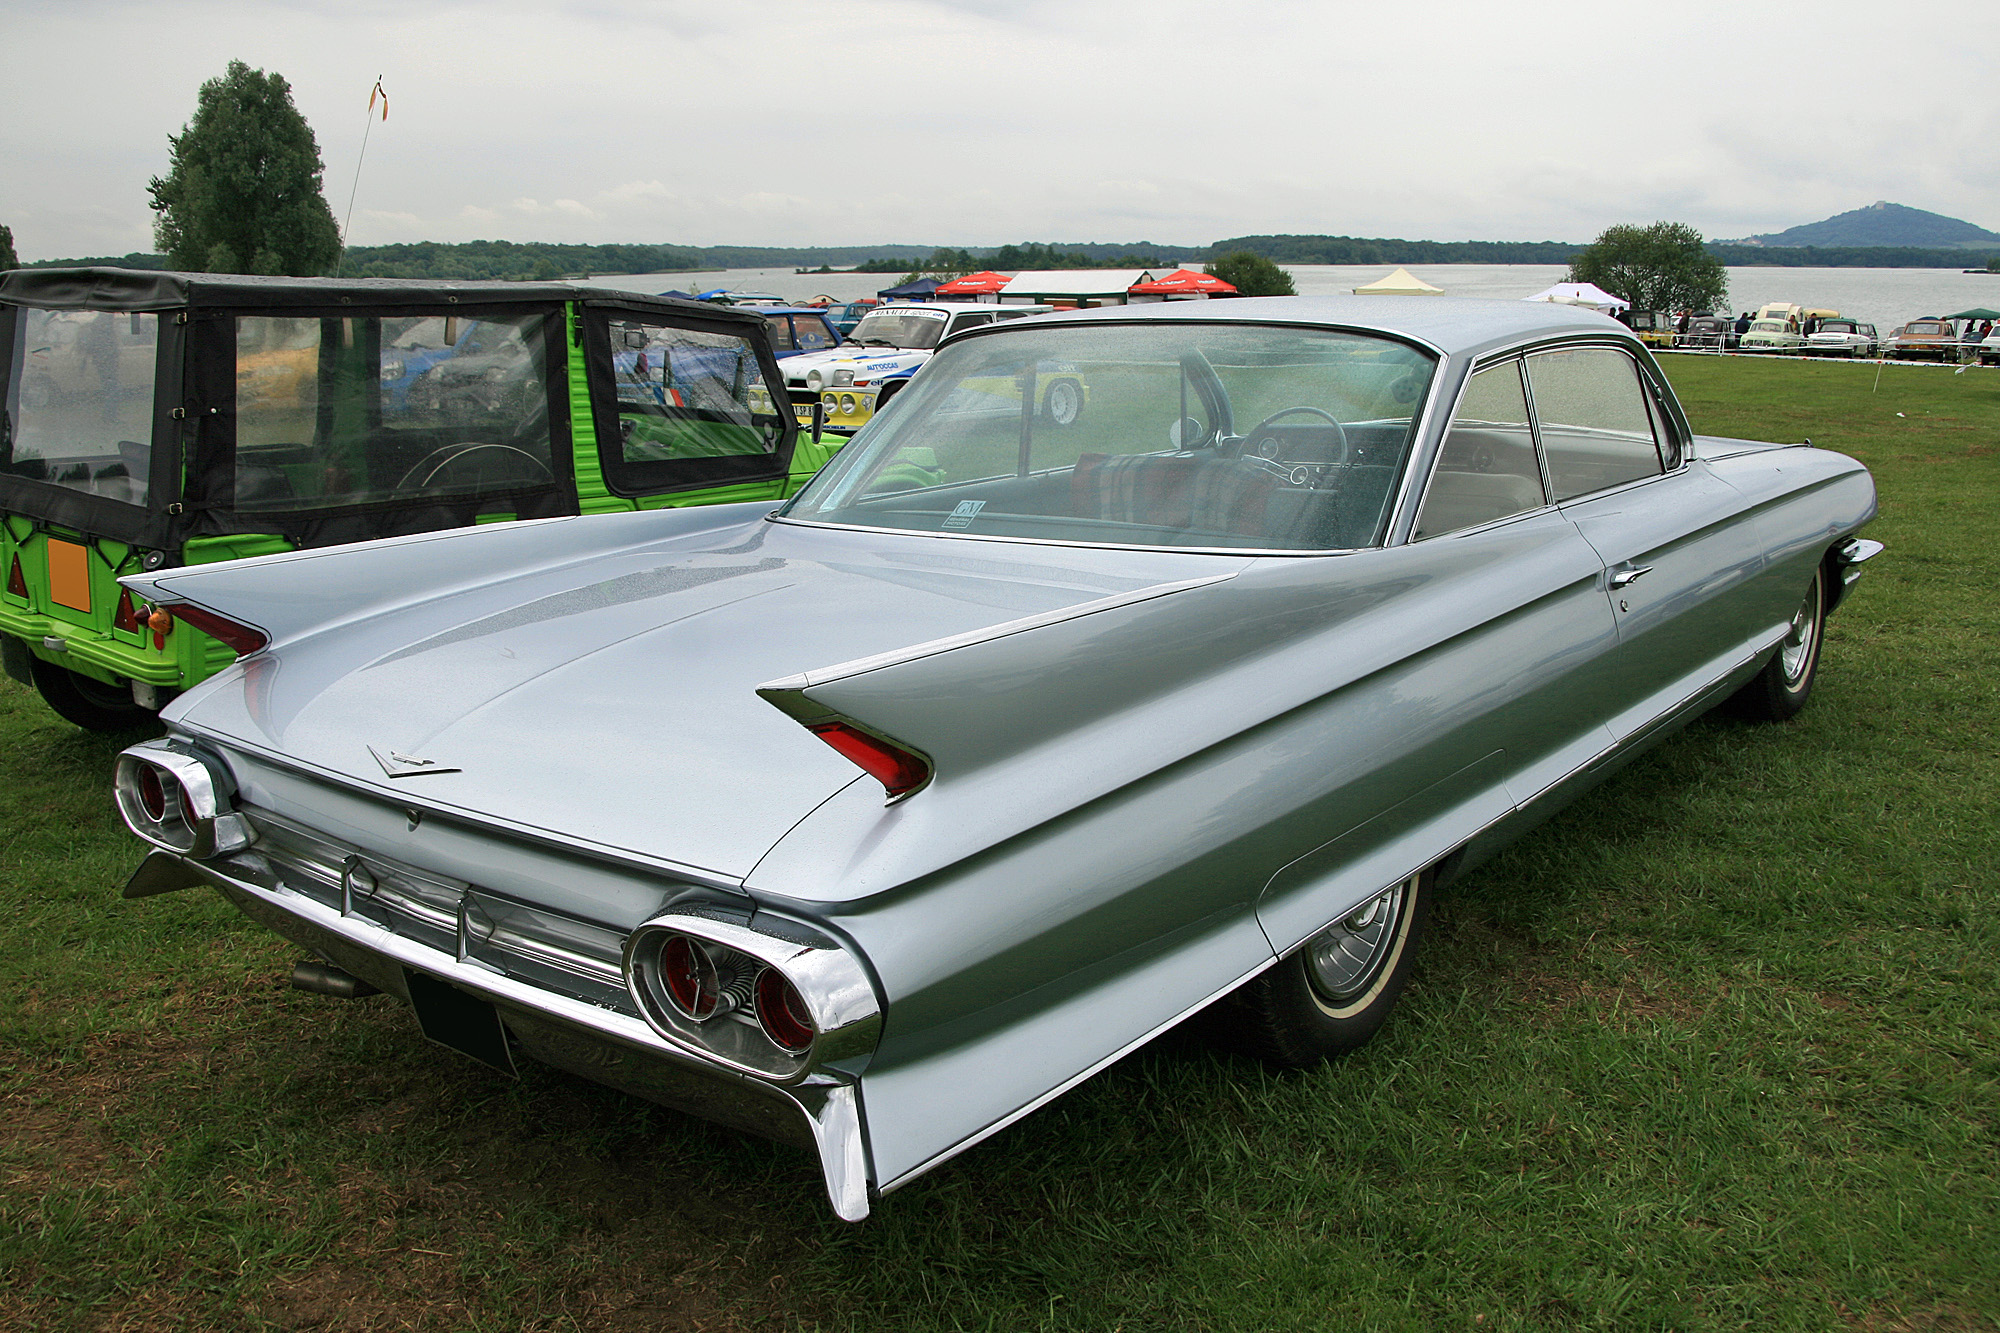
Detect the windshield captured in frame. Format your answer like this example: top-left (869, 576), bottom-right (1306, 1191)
top-left (847, 310), bottom-right (948, 349)
top-left (781, 322), bottom-right (1437, 552)
top-left (1751, 321), bottom-right (1787, 333)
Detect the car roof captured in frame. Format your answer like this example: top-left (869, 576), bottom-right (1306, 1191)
top-left (988, 295), bottom-right (1627, 359)
top-left (0, 267), bottom-right (767, 329)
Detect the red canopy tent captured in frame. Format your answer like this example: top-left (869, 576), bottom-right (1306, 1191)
top-left (1128, 269), bottom-right (1238, 298)
top-left (932, 270), bottom-right (1013, 297)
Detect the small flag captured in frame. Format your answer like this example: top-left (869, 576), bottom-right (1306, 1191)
top-left (368, 78), bottom-right (388, 121)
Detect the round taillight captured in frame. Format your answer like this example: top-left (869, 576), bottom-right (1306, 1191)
top-left (754, 968), bottom-right (815, 1053)
top-left (661, 935), bottom-right (720, 1020)
top-left (138, 764), bottom-right (169, 821)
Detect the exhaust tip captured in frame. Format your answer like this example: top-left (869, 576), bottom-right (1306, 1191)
top-left (291, 960), bottom-right (380, 1000)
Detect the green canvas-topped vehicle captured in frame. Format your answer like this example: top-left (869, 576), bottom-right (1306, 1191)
top-left (0, 268), bottom-right (840, 729)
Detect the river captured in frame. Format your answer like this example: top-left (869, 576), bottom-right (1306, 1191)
top-left (573, 263), bottom-right (1999, 334)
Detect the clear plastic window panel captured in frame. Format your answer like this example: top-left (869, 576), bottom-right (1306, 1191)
top-left (609, 321), bottom-right (779, 464)
top-left (2, 308), bottom-right (158, 503)
top-left (234, 313), bottom-right (553, 512)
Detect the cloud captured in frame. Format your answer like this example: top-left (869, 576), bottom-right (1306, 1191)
top-left (4, 0), bottom-right (1997, 259)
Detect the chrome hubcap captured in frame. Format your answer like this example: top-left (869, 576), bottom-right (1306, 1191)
top-left (1305, 881), bottom-right (1407, 1002)
top-left (1778, 577), bottom-right (1820, 684)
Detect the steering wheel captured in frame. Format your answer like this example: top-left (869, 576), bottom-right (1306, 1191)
top-left (394, 442), bottom-right (554, 493)
top-left (1241, 406), bottom-right (1348, 466)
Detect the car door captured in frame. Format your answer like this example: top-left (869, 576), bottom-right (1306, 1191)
top-left (1255, 358), bottom-right (1619, 955)
top-left (1528, 344), bottom-right (1770, 741)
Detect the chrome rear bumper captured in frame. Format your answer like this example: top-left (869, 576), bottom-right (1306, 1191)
top-left (125, 850), bottom-right (873, 1219)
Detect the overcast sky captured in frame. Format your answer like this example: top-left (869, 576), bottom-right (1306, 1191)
top-left (5, 0), bottom-right (1996, 261)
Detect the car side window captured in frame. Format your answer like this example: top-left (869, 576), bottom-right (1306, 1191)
top-left (794, 319), bottom-right (835, 352)
top-left (951, 313), bottom-right (994, 334)
top-left (1526, 347), bottom-right (1664, 501)
top-left (1413, 361), bottom-right (1545, 540)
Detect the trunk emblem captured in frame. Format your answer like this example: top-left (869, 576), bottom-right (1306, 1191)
top-left (369, 746), bottom-right (461, 779)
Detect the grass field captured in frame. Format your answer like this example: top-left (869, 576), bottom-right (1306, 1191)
top-left (2, 355), bottom-right (1994, 1331)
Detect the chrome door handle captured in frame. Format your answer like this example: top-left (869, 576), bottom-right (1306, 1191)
top-left (1609, 565), bottom-right (1653, 589)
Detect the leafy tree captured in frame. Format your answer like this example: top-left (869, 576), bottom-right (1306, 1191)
top-left (148, 61), bottom-right (341, 276)
top-left (0, 224), bottom-right (17, 270)
top-left (1568, 221), bottom-right (1728, 312)
top-left (1205, 250), bottom-right (1296, 296)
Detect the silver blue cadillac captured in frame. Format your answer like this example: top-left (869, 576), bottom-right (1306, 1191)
top-left (110, 297), bottom-right (1881, 1220)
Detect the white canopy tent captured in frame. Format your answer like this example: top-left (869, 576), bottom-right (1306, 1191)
top-left (997, 270), bottom-right (1156, 306)
top-left (1352, 267), bottom-right (1444, 295)
top-left (1523, 282), bottom-right (1629, 312)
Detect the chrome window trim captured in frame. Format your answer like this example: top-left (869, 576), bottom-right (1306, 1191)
top-left (767, 512), bottom-right (1374, 559)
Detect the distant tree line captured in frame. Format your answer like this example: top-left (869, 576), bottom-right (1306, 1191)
top-left (1704, 243), bottom-right (2000, 269)
top-left (1209, 234), bottom-right (1583, 265)
top-left (856, 241), bottom-right (1189, 276)
top-left (0, 225), bottom-right (17, 271)
top-left (1209, 233), bottom-right (1997, 271)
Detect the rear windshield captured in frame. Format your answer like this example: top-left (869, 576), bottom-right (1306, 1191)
top-left (781, 322), bottom-right (1437, 551)
top-left (2, 307), bottom-right (160, 504)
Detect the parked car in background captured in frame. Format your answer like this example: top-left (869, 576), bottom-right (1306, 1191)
top-left (0, 270), bottom-right (838, 730)
top-left (755, 307), bottom-right (843, 360)
top-left (1804, 319), bottom-right (1880, 358)
top-left (814, 300), bottom-right (877, 338)
top-left (110, 296), bottom-right (1879, 1221)
top-left (1675, 315), bottom-right (1733, 350)
top-left (1886, 319), bottom-right (1960, 361)
top-left (1980, 329), bottom-right (2000, 366)
top-left (1739, 318), bottom-right (1806, 353)
top-left (781, 301), bottom-right (1053, 433)
top-left (1623, 310), bottom-right (1675, 348)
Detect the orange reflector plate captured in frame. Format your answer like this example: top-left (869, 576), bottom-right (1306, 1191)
top-left (47, 540), bottom-right (91, 612)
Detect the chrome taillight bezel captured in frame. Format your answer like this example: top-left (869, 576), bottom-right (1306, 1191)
top-left (624, 913), bottom-right (880, 1083)
top-left (114, 739), bottom-right (255, 859)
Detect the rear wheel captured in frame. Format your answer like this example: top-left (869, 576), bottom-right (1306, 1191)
top-left (1209, 870), bottom-right (1430, 1066)
top-left (28, 656), bottom-right (156, 731)
top-left (1727, 566), bottom-right (1825, 722)
top-left (1043, 378), bottom-right (1085, 427)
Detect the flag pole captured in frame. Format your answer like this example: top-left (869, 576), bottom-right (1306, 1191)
top-left (335, 77), bottom-right (388, 277)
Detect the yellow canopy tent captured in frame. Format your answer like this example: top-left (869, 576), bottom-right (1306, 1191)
top-left (1353, 267), bottom-right (1444, 295)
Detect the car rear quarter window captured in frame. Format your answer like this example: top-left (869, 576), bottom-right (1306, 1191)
top-left (1414, 361), bottom-right (1545, 540)
top-left (1526, 346), bottom-right (1664, 502)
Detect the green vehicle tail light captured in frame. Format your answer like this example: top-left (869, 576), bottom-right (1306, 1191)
top-left (6, 556), bottom-right (24, 598)
top-left (113, 591), bottom-right (143, 633)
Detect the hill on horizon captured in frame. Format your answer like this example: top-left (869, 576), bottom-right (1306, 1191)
top-left (1730, 201), bottom-right (2000, 249)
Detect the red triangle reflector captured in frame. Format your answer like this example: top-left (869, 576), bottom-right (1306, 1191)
top-left (6, 555), bottom-right (25, 598)
top-left (808, 721), bottom-right (931, 798)
top-left (113, 590), bottom-right (141, 632)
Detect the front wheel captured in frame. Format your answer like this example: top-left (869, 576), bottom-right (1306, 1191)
top-left (28, 656), bottom-right (157, 731)
top-left (1726, 566), bottom-right (1825, 722)
top-left (1209, 870), bottom-right (1431, 1067)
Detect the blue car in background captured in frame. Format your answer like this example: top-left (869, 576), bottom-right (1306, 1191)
top-left (756, 307), bottom-right (843, 360)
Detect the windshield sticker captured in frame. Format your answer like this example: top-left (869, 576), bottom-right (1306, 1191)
top-left (942, 500), bottom-right (986, 530)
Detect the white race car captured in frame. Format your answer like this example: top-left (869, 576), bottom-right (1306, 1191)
top-left (784, 303), bottom-right (1052, 432)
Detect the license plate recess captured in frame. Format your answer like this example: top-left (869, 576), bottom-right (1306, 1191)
top-left (404, 969), bottom-right (517, 1076)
